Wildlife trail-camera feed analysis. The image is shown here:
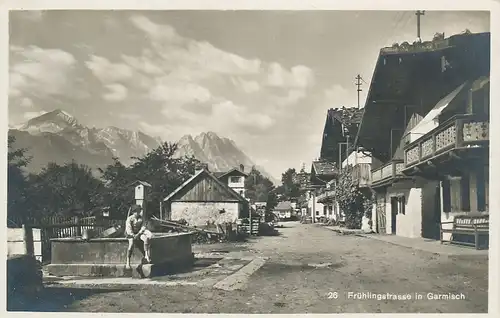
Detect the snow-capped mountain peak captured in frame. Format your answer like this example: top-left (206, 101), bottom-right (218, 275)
top-left (21, 109), bottom-right (81, 134)
top-left (11, 111), bottom-right (277, 184)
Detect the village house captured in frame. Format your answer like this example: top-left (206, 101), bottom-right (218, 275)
top-left (213, 164), bottom-right (248, 199)
top-left (163, 165), bottom-right (250, 227)
top-left (274, 201), bottom-right (294, 220)
top-left (296, 164), bottom-right (311, 217)
top-left (315, 107), bottom-right (364, 221)
top-left (307, 160), bottom-right (337, 222)
top-left (353, 31), bottom-right (490, 241)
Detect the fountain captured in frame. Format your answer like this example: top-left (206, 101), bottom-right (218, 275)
top-left (46, 181), bottom-right (194, 278)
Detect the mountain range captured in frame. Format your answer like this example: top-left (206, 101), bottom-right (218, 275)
top-left (8, 109), bottom-right (278, 184)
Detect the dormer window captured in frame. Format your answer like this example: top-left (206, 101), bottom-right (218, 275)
top-left (230, 176), bottom-right (241, 183)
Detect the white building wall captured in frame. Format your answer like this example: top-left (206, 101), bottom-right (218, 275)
top-left (171, 202), bottom-right (240, 227)
top-left (227, 176), bottom-right (246, 198)
top-left (341, 150), bottom-right (372, 168)
top-left (371, 203), bottom-right (378, 232)
top-left (307, 193), bottom-right (325, 220)
top-left (398, 188), bottom-right (422, 238)
top-left (383, 186), bottom-right (423, 238)
top-left (228, 176), bottom-right (245, 188)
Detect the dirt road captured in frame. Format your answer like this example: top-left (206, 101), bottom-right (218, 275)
top-left (12, 222), bottom-right (488, 313)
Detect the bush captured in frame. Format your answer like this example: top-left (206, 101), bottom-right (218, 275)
top-left (335, 165), bottom-right (374, 229)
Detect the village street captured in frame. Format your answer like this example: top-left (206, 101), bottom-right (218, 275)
top-left (26, 222), bottom-right (487, 313)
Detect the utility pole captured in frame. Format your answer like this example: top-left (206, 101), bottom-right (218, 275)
top-left (415, 10), bottom-right (425, 41)
top-left (355, 74), bottom-right (363, 109)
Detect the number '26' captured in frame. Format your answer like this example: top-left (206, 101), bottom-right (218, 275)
top-left (327, 292), bottom-right (339, 299)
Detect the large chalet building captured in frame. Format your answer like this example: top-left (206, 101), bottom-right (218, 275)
top-left (302, 107), bottom-right (363, 222)
top-left (352, 31), bottom-right (490, 242)
top-left (312, 31), bottom-right (490, 248)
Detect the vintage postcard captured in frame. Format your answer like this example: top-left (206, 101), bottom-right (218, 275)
top-left (2, 0), bottom-right (498, 315)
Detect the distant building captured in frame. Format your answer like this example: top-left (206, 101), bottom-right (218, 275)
top-left (307, 160), bottom-right (338, 221)
top-left (274, 201), bottom-right (294, 220)
top-left (213, 164), bottom-right (248, 199)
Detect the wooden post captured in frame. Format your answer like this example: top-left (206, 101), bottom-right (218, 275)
top-left (22, 224), bottom-right (35, 256)
top-left (455, 119), bottom-right (464, 148)
top-left (75, 216), bottom-right (82, 237)
top-left (160, 201), bottom-right (163, 220)
top-left (249, 213), bottom-right (252, 236)
top-left (312, 191), bottom-right (316, 223)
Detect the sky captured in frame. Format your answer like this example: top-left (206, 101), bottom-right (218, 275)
top-left (8, 10), bottom-right (489, 180)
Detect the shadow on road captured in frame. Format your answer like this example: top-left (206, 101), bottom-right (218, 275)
top-left (8, 287), bottom-right (132, 312)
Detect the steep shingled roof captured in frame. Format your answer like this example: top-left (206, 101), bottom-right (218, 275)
top-left (275, 201), bottom-right (293, 211)
top-left (163, 168), bottom-right (247, 202)
top-left (329, 107), bottom-right (364, 126)
top-left (311, 160), bottom-right (337, 176)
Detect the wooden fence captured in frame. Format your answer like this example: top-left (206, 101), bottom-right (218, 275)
top-left (7, 226), bottom-right (42, 261)
top-left (8, 216), bottom-right (125, 263)
top-left (237, 217), bottom-right (260, 236)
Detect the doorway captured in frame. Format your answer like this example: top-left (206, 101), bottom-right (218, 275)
top-left (421, 181), bottom-right (441, 240)
top-left (390, 197), bottom-right (398, 234)
top-left (376, 192), bottom-right (386, 234)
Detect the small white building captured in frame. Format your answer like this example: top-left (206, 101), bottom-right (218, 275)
top-left (213, 165), bottom-right (248, 199)
top-left (163, 167), bottom-right (249, 227)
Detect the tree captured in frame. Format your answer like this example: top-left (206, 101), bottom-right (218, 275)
top-left (98, 157), bottom-right (134, 217)
top-left (244, 166), bottom-right (278, 221)
top-left (335, 165), bottom-right (373, 229)
top-left (265, 190), bottom-right (279, 221)
top-left (27, 161), bottom-right (106, 218)
top-left (280, 168), bottom-right (301, 200)
top-left (245, 167), bottom-right (276, 202)
top-left (100, 141), bottom-right (201, 219)
top-left (7, 136), bottom-right (31, 224)
top-left (433, 32), bottom-right (445, 41)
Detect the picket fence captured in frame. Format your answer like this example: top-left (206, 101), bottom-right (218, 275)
top-left (8, 215), bottom-right (125, 263)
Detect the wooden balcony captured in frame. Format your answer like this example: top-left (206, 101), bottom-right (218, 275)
top-left (352, 163), bottom-right (372, 187)
top-left (403, 114), bottom-right (489, 171)
top-left (317, 189), bottom-right (335, 203)
top-left (371, 160), bottom-right (406, 187)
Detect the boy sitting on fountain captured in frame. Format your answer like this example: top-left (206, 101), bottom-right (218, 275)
top-left (125, 204), bottom-right (153, 269)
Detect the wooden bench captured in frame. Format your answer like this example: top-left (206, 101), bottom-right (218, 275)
top-left (440, 214), bottom-right (489, 250)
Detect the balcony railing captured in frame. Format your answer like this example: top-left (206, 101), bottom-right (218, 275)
top-left (317, 189), bottom-right (335, 203)
top-left (404, 114), bottom-right (489, 169)
top-left (371, 160), bottom-right (405, 185)
top-left (352, 163), bottom-right (372, 187)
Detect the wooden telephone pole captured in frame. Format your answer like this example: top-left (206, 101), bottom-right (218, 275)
top-left (355, 74), bottom-right (363, 109)
top-left (415, 10), bottom-right (425, 41)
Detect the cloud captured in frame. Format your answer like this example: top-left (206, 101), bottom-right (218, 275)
top-left (130, 15), bottom-right (184, 44)
top-left (119, 113), bottom-right (141, 120)
top-left (212, 100), bottom-right (275, 131)
top-left (149, 80), bottom-right (212, 104)
top-left (273, 89), bottom-right (307, 107)
top-left (23, 110), bottom-right (48, 120)
top-left (9, 45), bottom-right (76, 98)
top-left (85, 55), bottom-right (133, 83)
top-left (103, 83), bottom-right (128, 101)
top-left (121, 15), bottom-right (317, 139)
top-left (139, 121), bottom-right (172, 137)
top-left (20, 97), bottom-right (34, 108)
top-left (323, 84), bottom-right (357, 108)
top-left (267, 63), bottom-right (315, 88)
top-left (126, 15), bottom-right (314, 92)
top-left (232, 77), bottom-right (261, 93)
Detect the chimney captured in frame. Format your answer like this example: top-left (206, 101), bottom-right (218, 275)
top-left (195, 163), bottom-right (209, 174)
top-left (239, 164), bottom-right (244, 172)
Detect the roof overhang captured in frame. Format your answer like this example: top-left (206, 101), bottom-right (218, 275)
top-left (355, 32), bottom-right (490, 162)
